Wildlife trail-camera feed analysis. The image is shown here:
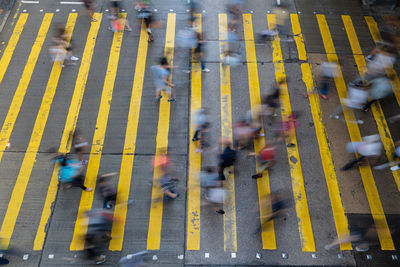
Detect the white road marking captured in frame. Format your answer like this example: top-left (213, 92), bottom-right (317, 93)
top-left (392, 255), bottom-right (398, 260)
top-left (60, 1), bottom-right (84, 4)
top-left (21, 1), bottom-right (39, 4)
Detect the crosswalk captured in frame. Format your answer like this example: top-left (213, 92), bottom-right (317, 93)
top-left (0, 10), bottom-right (399, 258)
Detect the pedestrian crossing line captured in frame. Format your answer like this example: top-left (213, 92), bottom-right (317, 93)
top-left (0, 13), bottom-right (75, 250)
top-left (364, 16), bottom-right (400, 106)
top-left (0, 13), bottom-right (28, 86)
top-left (242, 13), bottom-right (276, 250)
top-left (219, 13), bottom-right (237, 252)
top-left (0, 14), bottom-right (52, 166)
top-left (317, 14), bottom-right (395, 250)
top-left (343, 15), bottom-right (400, 192)
top-left (291, 13), bottom-right (351, 250)
top-left (268, 14), bottom-right (316, 252)
top-left (186, 13), bottom-right (202, 251)
top-left (0, 14), bottom-right (66, 250)
top-left (109, 20), bottom-right (149, 251)
top-left (70, 13), bottom-right (126, 251)
top-left (147, 13), bottom-right (176, 250)
top-left (33, 13), bottom-right (102, 251)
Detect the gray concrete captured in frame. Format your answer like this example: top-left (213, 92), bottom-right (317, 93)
top-left (0, 0), bottom-right (399, 266)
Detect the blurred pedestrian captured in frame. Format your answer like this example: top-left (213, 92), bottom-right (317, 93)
top-left (84, 208), bottom-right (118, 264)
top-left (222, 23), bottom-right (240, 67)
top-left (351, 44), bottom-right (396, 87)
top-left (135, 0), bottom-right (155, 42)
top-left (217, 139), bottom-right (236, 180)
top-left (342, 134), bottom-right (383, 171)
top-left (109, 0), bottom-right (132, 32)
top-left (330, 84), bottom-right (368, 124)
top-left (315, 62), bottom-right (339, 100)
top-left (97, 172), bottom-right (118, 209)
top-left (252, 142), bottom-right (277, 179)
top-left (325, 220), bottom-right (379, 252)
top-left (83, 0), bottom-right (97, 22)
top-left (226, 0), bottom-right (243, 30)
top-left (50, 24), bottom-right (79, 67)
top-left (192, 108), bottom-right (209, 141)
top-left (151, 57), bottom-right (176, 102)
top-left (50, 150), bottom-right (93, 192)
top-left (362, 75), bottom-right (394, 112)
top-left (253, 190), bottom-right (289, 234)
top-left (71, 130), bottom-right (89, 162)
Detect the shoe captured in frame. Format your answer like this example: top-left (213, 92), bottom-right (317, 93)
top-left (182, 69), bottom-right (191, 74)
top-left (82, 160), bottom-right (88, 165)
top-left (95, 255), bottom-right (106, 265)
top-left (202, 68), bottom-right (210, 72)
top-left (355, 245), bottom-right (369, 252)
top-left (155, 95), bottom-right (162, 102)
top-left (168, 98), bottom-right (175, 102)
top-left (192, 137), bottom-right (199, 141)
top-left (330, 114), bottom-right (339, 120)
top-left (320, 94), bottom-right (329, 100)
top-left (216, 209), bottom-right (225, 214)
top-left (106, 203), bottom-right (112, 209)
top-left (287, 143), bottom-right (296, 148)
top-left (91, 18), bottom-right (97, 22)
top-left (195, 148), bottom-right (203, 153)
top-left (252, 174), bottom-right (262, 179)
top-left (126, 28), bottom-right (132, 32)
top-left (85, 188), bottom-right (93, 192)
top-left (391, 165), bottom-right (400, 171)
top-left (70, 56), bottom-right (79, 61)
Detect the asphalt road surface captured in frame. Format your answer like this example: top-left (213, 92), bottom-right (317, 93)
top-left (0, 0), bottom-right (399, 266)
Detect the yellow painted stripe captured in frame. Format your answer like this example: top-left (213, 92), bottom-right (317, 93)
top-left (109, 21), bottom-right (149, 251)
top-left (242, 13), bottom-right (276, 250)
top-left (0, 13), bottom-right (76, 250)
top-left (70, 13), bottom-right (125, 251)
top-left (291, 14), bottom-right (351, 250)
top-left (0, 13), bottom-right (28, 85)
top-left (317, 14), bottom-right (394, 250)
top-left (0, 14), bottom-right (52, 165)
top-left (364, 16), bottom-right (400, 106)
top-left (343, 15), bottom-right (400, 192)
top-left (147, 13), bottom-right (176, 250)
top-left (186, 13), bottom-right (202, 251)
top-left (268, 14), bottom-right (315, 252)
top-left (0, 13), bottom-right (55, 249)
top-left (33, 13), bottom-right (102, 250)
top-left (218, 14), bottom-right (237, 252)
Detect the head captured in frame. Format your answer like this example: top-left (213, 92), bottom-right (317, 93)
top-left (160, 56), bottom-right (168, 66)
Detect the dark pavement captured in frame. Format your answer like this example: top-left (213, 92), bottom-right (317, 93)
top-left (0, 0), bottom-right (399, 266)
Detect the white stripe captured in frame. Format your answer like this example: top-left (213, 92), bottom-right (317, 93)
top-left (60, 1), bottom-right (84, 4)
top-left (21, 1), bottom-right (39, 3)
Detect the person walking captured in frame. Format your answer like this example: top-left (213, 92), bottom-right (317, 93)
top-left (151, 57), bottom-right (175, 102)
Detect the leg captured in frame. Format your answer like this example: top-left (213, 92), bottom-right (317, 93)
top-left (362, 99), bottom-right (377, 111)
top-left (330, 104), bottom-right (343, 119)
top-left (341, 156), bottom-right (366, 171)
